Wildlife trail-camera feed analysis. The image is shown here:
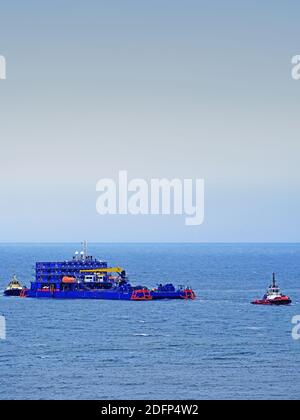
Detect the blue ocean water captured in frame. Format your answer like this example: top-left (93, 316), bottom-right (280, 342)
top-left (0, 243), bottom-right (300, 400)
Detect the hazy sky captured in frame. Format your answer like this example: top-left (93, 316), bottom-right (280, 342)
top-left (0, 0), bottom-right (300, 242)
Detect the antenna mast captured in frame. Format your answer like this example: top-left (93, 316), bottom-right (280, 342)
top-left (82, 240), bottom-right (88, 259)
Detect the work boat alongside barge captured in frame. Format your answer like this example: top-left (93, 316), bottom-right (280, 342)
top-left (20, 244), bottom-right (195, 301)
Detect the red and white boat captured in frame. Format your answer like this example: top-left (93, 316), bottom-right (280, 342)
top-left (252, 273), bottom-right (292, 306)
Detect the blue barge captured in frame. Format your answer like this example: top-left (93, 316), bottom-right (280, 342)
top-left (20, 244), bottom-right (195, 301)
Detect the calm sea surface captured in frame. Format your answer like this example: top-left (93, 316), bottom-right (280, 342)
top-left (0, 243), bottom-right (300, 400)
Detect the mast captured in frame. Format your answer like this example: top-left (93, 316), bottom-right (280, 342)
top-left (82, 240), bottom-right (88, 259)
top-left (272, 272), bottom-right (276, 288)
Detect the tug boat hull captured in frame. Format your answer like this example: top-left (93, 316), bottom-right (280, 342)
top-left (252, 297), bottom-right (292, 306)
top-left (4, 289), bottom-right (23, 297)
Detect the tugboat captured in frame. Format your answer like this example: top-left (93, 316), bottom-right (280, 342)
top-left (4, 275), bottom-right (25, 297)
top-left (252, 273), bottom-right (292, 306)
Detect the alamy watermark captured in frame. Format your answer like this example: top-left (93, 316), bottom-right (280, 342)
top-left (96, 171), bottom-right (205, 226)
top-left (0, 55), bottom-right (6, 80)
top-left (0, 315), bottom-right (6, 341)
top-left (292, 55), bottom-right (300, 80)
top-left (292, 316), bottom-right (300, 340)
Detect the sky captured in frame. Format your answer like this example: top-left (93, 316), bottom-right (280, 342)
top-left (0, 0), bottom-right (300, 242)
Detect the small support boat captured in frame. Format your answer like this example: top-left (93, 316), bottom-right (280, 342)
top-left (4, 275), bottom-right (25, 297)
top-left (252, 273), bottom-right (292, 306)
top-left (150, 284), bottom-right (196, 300)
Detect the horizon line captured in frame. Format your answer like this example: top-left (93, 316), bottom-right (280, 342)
top-left (0, 241), bottom-right (300, 245)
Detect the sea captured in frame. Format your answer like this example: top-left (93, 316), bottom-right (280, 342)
top-left (0, 243), bottom-right (300, 400)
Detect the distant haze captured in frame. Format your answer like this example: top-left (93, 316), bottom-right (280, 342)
top-left (0, 0), bottom-right (300, 242)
